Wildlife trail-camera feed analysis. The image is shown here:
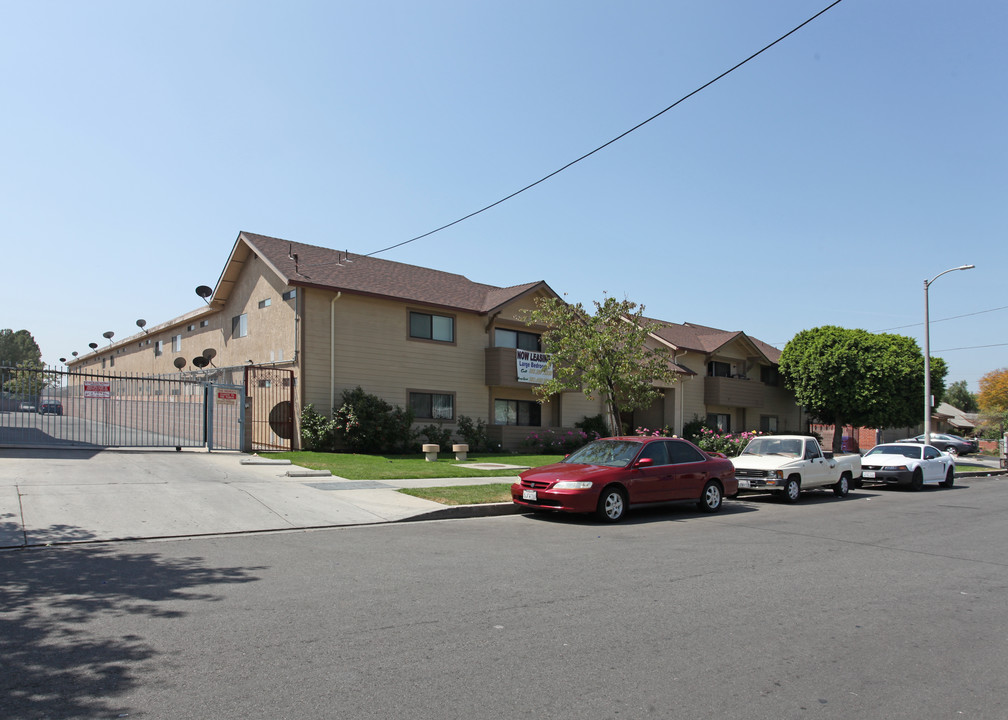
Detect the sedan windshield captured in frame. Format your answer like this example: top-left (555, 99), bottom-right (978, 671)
top-left (865, 444), bottom-right (922, 460)
top-left (562, 440), bottom-right (642, 467)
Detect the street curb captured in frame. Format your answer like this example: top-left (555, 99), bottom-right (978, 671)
top-left (285, 468), bottom-right (333, 477)
top-left (955, 470), bottom-right (1006, 478)
top-left (397, 502), bottom-right (524, 523)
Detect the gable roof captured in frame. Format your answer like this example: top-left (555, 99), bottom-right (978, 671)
top-left (215, 232), bottom-right (554, 314)
top-left (640, 319), bottom-right (781, 364)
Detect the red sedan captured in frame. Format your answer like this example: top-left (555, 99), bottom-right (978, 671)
top-left (511, 436), bottom-right (737, 522)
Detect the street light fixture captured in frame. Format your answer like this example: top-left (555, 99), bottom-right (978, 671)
top-left (923, 264), bottom-right (975, 442)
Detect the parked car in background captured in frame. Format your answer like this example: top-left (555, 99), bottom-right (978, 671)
top-left (731, 435), bottom-right (862, 502)
top-left (39, 401), bottom-right (63, 416)
top-left (896, 433), bottom-right (973, 457)
top-left (18, 401), bottom-right (37, 412)
top-left (948, 433), bottom-right (979, 454)
top-left (861, 443), bottom-right (955, 490)
top-left (511, 436), bottom-right (737, 522)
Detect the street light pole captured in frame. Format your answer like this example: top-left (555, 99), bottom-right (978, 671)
top-left (923, 264), bottom-right (975, 442)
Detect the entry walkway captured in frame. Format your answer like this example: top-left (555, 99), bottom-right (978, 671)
top-left (0, 448), bottom-right (520, 549)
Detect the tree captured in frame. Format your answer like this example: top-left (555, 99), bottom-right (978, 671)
top-left (522, 295), bottom-right (678, 435)
top-left (778, 326), bottom-right (948, 452)
top-left (944, 380), bottom-right (979, 413)
top-left (978, 368), bottom-right (1008, 413)
top-left (0, 329), bottom-right (42, 366)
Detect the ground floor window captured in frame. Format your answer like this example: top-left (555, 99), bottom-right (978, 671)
top-left (495, 399), bottom-right (541, 426)
top-left (760, 415), bottom-right (778, 432)
top-left (410, 391), bottom-right (454, 420)
top-left (707, 413), bottom-right (730, 432)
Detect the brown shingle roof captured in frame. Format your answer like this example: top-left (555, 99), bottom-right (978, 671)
top-left (641, 318), bottom-right (781, 364)
top-left (239, 232), bottom-right (552, 313)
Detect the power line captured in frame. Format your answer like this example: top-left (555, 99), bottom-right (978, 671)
top-left (934, 343), bottom-right (1008, 352)
top-left (362, 0), bottom-right (846, 259)
top-left (880, 305), bottom-right (1008, 332)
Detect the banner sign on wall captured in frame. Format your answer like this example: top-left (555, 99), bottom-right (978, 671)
top-left (516, 350), bottom-right (553, 384)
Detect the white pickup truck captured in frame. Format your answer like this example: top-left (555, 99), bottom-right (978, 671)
top-left (730, 435), bottom-right (862, 503)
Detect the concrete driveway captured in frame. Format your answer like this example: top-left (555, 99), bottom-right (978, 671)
top-left (0, 448), bottom-right (519, 548)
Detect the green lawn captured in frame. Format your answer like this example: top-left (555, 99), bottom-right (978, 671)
top-left (399, 483), bottom-right (514, 505)
top-left (261, 451), bottom-right (563, 480)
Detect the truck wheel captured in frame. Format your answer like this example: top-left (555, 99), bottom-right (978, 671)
top-left (941, 467), bottom-right (955, 488)
top-left (910, 468), bottom-right (924, 491)
top-left (833, 473), bottom-right (850, 497)
top-left (783, 477), bottom-right (801, 504)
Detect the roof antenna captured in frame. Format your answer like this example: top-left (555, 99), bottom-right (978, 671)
top-left (343, 250), bottom-right (353, 263)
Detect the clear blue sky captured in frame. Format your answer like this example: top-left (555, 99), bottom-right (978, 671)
top-left (2, 1), bottom-right (1004, 392)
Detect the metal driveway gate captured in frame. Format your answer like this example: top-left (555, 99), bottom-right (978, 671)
top-left (244, 366), bottom-right (295, 451)
top-left (0, 365), bottom-right (244, 451)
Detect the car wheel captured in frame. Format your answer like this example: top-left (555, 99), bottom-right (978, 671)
top-left (596, 486), bottom-right (628, 523)
top-left (910, 468), bottom-right (924, 491)
top-left (946, 446), bottom-right (958, 458)
top-left (833, 473), bottom-right (850, 497)
top-left (783, 477), bottom-right (801, 504)
top-left (941, 467), bottom-right (955, 488)
top-left (697, 481), bottom-right (723, 513)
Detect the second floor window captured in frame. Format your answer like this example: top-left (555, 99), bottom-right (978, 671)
top-left (494, 328), bottom-right (541, 351)
top-left (232, 314), bottom-right (248, 338)
top-left (409, 311), bottom-right (454, 343)
top-left (172, 335), bottom-right (182, 352)
top-left (707, 361), bottom-right (731, 377)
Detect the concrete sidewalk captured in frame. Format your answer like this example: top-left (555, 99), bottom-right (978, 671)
top-left (0, 448), bottom-right (522, 549)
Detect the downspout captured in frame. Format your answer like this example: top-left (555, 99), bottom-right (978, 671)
top-left (678, 351), bottom-right (686, 436)
top-left (330, 291), bottom-right (341, 412)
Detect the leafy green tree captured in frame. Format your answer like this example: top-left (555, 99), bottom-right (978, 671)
top-left (3, 362), bottom-right (56, 399)
top-left (944, 379), bottom-right (979, 413)
top-left (0, 329), bottom-right (42, 366)
top-left (522, 296), bottom-right (678, 435)
top-left (779, 326), bottom-right (948, 452)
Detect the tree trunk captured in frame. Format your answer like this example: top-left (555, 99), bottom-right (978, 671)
top-left (832, 419), bottom-right (845, 453)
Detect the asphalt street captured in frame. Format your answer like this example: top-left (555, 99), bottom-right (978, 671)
top-left (2, 473), bottom-right (1007, 719)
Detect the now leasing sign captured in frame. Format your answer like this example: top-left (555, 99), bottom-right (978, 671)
top-left (516, 349), bottom-right (553, 384)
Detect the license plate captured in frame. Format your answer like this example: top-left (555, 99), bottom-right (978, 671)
top-left (522, 489), bottom-right (537, 501)
top-left (738, 480), bottom-right (751, 488)
top-left (863, 471), bottom-right (875, 479)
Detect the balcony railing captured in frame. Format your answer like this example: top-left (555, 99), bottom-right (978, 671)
top-left (704, 375), bottom-right (765, 408)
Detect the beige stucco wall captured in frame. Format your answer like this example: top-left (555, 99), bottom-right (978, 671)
top-left (300, 287), bottom-right (605, 442)
top-left (68, 254), bottom-right (297, 377)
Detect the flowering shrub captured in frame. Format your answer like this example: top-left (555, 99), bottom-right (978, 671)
top-left (694, 428), bottom-right (764, 457)
top-left (634, 426), bottom-right (674, 438)
top-left (523, 428), bottom-right (598, 453)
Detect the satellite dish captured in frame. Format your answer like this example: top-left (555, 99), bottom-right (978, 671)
top-left (136, 319), bottom-right (147, 329)
top-left (88, 342), bottom-right (98, 350)
top-left (173, 357), bottom-right (187, 370)
top-left (192, 356), bottom-right (209, 368)
top-left (195, 285), bottom-right (213, 303)
top-left (202, 348), bottom-right (217, 360)
top-left (72, 351), bottom-right (79, 357)
top-left (60, 357), bottom-right (67, 363)
top-left (102, 331), bottom-right (115, 340)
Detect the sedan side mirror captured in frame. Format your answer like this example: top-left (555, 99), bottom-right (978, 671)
top-left (635, 457), bottom-right (654, 468)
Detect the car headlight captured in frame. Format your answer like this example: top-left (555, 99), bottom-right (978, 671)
top-left (883, 465), bottom-right (908, 471)
top-left (766, 470), bottom-right (783, 480)
top-left (553, 480), bottom-right (593, 489)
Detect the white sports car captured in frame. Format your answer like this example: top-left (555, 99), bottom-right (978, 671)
top-left (860, 443), bottom-right (955, 490)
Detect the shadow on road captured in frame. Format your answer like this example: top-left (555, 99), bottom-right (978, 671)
top-left (0, 529), bottom-right (263, 719)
